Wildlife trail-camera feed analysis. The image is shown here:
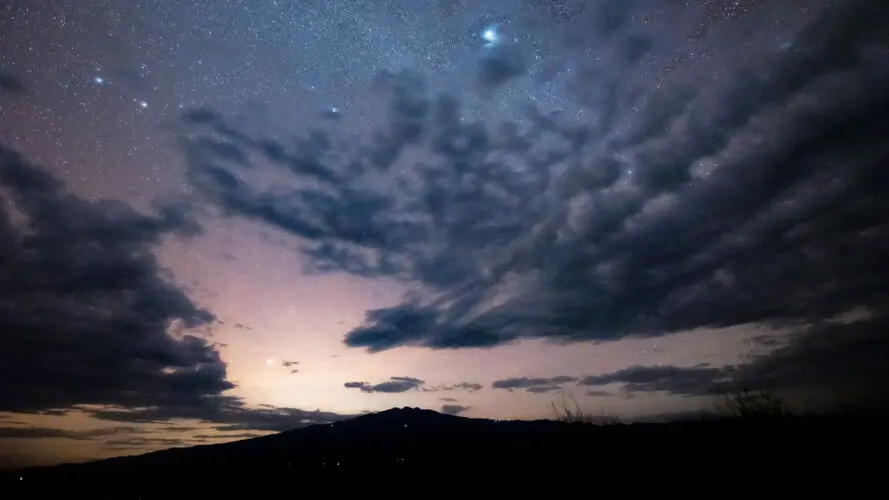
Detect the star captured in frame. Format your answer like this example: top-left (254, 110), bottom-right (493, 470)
top-left (93, 76), bottom-right (104, 85)
top-left (482, 26), bottom-right (498, 44)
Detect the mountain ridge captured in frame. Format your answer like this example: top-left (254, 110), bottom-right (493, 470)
top-left (2, 407), bottom-right (881, 494)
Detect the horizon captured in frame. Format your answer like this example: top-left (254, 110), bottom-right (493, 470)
top-left (0, 403), bottom-right (837, 471)
top-left (2, 0), bottom-right (888, 469)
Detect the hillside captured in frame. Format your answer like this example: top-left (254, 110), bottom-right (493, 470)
top-left (2, 407), bottom-right (879, 494)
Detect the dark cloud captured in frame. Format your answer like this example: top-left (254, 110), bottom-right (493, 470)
top-left (433, 382), bottom-right (483, 393)
top-left (735, 313), bottom-right (889, 411)
top-left (35, 409), bottom-right (70, 417)
top-left (492, 311), bottom-right (889, 411)
top-left (0, 144), bottom-right (228, 414)
top-left (0, 142), bottom-right (358, 433)
top-left (0, 427), bottom-right (93, 440)
top-left (616, 34), bottom-right (652, 65)
top-left (345, 376), bottom-right (425, 394)
top-left (0, 71), bottom-right (26, 94)
top-left (589, 0), bottom-right (636, 38)
top-left (192, 432), bottom-right (264, 440)
top-left (344, 377), bottom-right (483, 394)
top-left (0, 425), bottom-right (150, 440)
top-left (281, 360), bottom-right (299, 367)
top-left (181, 0), bottom-right (889, 383)
top-left (441, 404), bottom-right (471, 415)
top-left (103, 436), bottom-right (194, 450)
top-left (579, 365), bottom-right (734, 397)
top-left (476, 44), bottom-right (527, 94)
top-left (492, 376), bottom-right (578, 394)
top-left (576, 312), bottom-right (889, 412)
top-left (85, 398), bottom-right (353, 432)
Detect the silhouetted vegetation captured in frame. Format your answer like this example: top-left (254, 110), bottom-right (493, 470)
top-left (550, 389), bottom-right (793, 424)
top-left (551, 395), bottom-right (621, 425)
top-left (715, 389), bottom-right (791, 420)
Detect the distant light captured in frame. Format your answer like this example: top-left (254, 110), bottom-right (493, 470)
top-left (266, 358), bottom-right (276, 366)
top-left (93, 76), bottom-right (105, 84)
top-left (482, 27), bottom-right (498, 44)
top-left (138, 100), bottom-right (148, 108)
top-left (329, 106), bottom-right (339, 114)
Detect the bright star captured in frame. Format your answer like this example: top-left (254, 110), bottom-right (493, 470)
top-left (93, 76), bottom-right (104, 84)
top-left (482, 27), bottom-right (498, 44)
top-left (138, 100), bottom-right (148, 108)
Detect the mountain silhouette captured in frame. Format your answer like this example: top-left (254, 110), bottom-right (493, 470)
top-left (2, 407), bottom-right (878, 494)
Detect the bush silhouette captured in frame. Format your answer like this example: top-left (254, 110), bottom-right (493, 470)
top-left (551, 394), bottom-right (621, 425)
top-left (715, 388), bottom-right (791, 420)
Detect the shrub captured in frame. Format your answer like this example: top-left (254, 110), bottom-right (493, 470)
top-left (715, 388), bottom-right (791, 419)
top-left (551, 395), bottom-right (621, 425)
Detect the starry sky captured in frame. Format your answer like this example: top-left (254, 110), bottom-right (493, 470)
top-left (2, 0), bottom-right (888, 468)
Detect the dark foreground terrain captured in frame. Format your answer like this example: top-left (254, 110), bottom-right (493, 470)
top-left (1, 407), bottom-right (881, 494)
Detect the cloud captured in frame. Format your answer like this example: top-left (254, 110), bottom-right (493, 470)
top-left (181, 1), bottom-right (889, 362)
top-left (575, 312), bottom-right (889, 412)
top-left (0, 144), bottom-right (229, 415)
top-left (476, 44), bottom-right (526, 94)
top-left (441, 404), bottom-right (471, 415)
top-left (0, 422), bottom-right (219, 459)
top-left (733, 312), bottom-right (889, 411)
top-left (0, 425), bottom-right (162, 441)
top-left (345, 377), bottom-right (425, 394)
top-left (0, 142), bottom-right (358, 434)
top-left (192, 432), bottom-right (264, 440)
top-left (0, 71), bottom-right (26, 95)
top-left (103, 436), bottom-right (195, 450)
top-left (0, 424), bottom-right (212, 453)
top-left (281, 360), bottom-right (299, 367)
top-left (492, 376), bottom-right (579, 394)
top-left (0, 427), bottom-right (107, 440)
top-left (578, 365), bottom-right (734, 397)
top-left (85, 399), bottom-right (353, 432)
top-left (344, 377), bottom-right (483, 394)
top-left (491, 311), bottom-right (889, 411)
top-left (433, 382), bottom-right (483, 393)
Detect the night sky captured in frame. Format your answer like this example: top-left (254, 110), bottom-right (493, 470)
top-left (2, 0), bottom-right (888, 468)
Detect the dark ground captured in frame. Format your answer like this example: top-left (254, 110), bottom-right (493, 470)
top-left (0, 407), bottom-right (881, 495)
